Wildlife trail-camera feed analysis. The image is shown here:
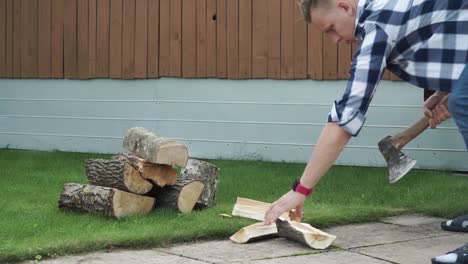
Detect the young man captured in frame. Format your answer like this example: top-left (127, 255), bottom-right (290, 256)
top-left (263, 0), bottom-right (468, 263)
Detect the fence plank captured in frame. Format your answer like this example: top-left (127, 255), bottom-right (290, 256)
top-left (38, 0), bottom-right (51, 78)
top-left (238, 0), bottom-right (251, 79)
top-left (227, 0), bottom-right (239, 79)
top-left (122, 0), bottom-right (135, 79)
top-left (280, 0), bottom-right (293, 79)
top-left (20, 0), bottom-right (28, 77)
top-left (337, 42), bottom-right (351, 79)
top-left (267, 0), bottom-right (280, 79)
top-left (21, 0), bottom-right (38, 78)
top-left (307, 25), bottom-right (322, 79)
top-left (109, 0), bottom-right (122, 78)
top-left (293, 2), bottom-right (307, 79)
top-left (135, 0), bottom-right (148, 78)
top-left (196, 0), bottom-right (207, 77)
top-left (13, 0), bottom-right (21, 77)
top-left (322, 37), bottom-right (337, 80)
top-left (89, 0), bottom-right (97, 78)
top-left (51, 0), bottom-right (64, 78)
top-left (148, 0), bottom-right (159, 78)
top-left (0, 0), bottom-right (6, 77)
top-left (216, 0), bottom-right (226, 78)
top-left (159, 0), bottom-right (170, 76)
top-left (170, 0), bottom-right (182, 76)
top-left (64, 0), bottom-right (77, 78)
top-left (182, 0), bottom-right (197, 77)
top-left (206, 0), bottom-right (216, 77)
top-left (78, 0), bottom-right (89, 79)
top-left (252, 0), bottom-right (267, 78)
top-left (96, 0), bottom-right (109, 77)
top-left (5, 0), bottom-right (13, 76)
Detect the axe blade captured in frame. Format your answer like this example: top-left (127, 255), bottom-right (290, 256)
top-left (378, 136), bottom-right (417, 183)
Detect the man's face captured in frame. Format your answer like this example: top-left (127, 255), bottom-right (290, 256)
top-left (310, 0), bottom-right (357, 44)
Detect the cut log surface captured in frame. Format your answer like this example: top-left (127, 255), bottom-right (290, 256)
top-left (58, 183), bottom-right (156, 219)
top-left (232, 197), bottom-right (301, 222)
top-left (179, 159), bottom-right (219, 208)
top-left (85, 158), bottom-right (153, 194)
top-left (122, 127), bottom-right (188, 167)
top-left (275, 219), bottom-right (336, 249)
top-left (230, 223), bottom-right (278, 243)
top-left (153, 179), bottom-right (205, 214)
top-left (119, 154), bottom-right (178, 187)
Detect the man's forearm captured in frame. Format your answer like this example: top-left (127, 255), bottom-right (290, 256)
top-left (300, 122), bottom-right (352, 189)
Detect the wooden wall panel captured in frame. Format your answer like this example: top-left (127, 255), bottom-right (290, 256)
top-left (51, 0), bottom-right (64, 78)
top-left (148, 0), bottom-right (159, 78)
top-left (159, 0), bottom-right (170, 76)
top-left (182, 0), bottom-right (197, 77)
top-left (280, 0), bottom-right (293, 79)
top-left (169, 0), bottom-right (182, 76)
top-left (226, 0), bottom-right (239, 79)
top-left (293, 2), bottom-right (307, 79)
top-left (206, 0), bottom-right (216, 77)
top-left (38, 0), bottom-right (51, 78)
top-left (252, 0), bottom-right (267, 78)
top-left (216, 0), bottom-right (226, 78)
top-left (322, 37), bottom-right (337, 80)
top-left (13, 0), bottom-right (21, 77)
top-left (77, 0), bottom-right (89, 79)
top-left (21, 0), bottom-right (38, 78)
top-left (122, 0), bottom-right (135, 79)
top-left (135, 0), bottom-right (148, 78)
top-left (337, 42), bottom-right (351, 79)
top-left (0, 0), bottom-right (6, 77)
top-left (64, 0), bottom-right (77, 78)
top-left (5, 0), bottom-right (13, 76)
top-left (238, 0), bottom-right (251, 79)
top-left (109, 0), bottom-right (122, 78)
top-left (196, 0), bottom-right (207, 77)
top-left (96, 0), bottom-right (109, 78)
top-left (307, 25), bottom-right (322, 80)
top-left (89, 0), bottom-right (97, 78)
top-left (267, 0), bottom-right (280, 79)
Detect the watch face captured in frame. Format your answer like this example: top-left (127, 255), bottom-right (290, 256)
top-left (291, 179), bottom-right (300, 191)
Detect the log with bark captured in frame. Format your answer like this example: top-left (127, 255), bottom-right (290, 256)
top-left (151, 179), bottom-right (205, 214)
top-left (85, 157), bottom-right (153, 195)
top-left (179, 159), bottom-right (219, 208)
top-left (230, 223), bottom-right (278, 243)
top-left (116, 154), bottom-right (178, 187)
top-left (122, 127), bottom-right (188, 167)
top-left (275, 219), bottom-right (336, 249)
top-left (58, 183), bottom-right (156, 219)
top-left (232, 197), bottom-right (302, 222)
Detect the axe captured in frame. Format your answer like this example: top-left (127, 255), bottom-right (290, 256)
top-left (378, 94), bottom-right (450, 183)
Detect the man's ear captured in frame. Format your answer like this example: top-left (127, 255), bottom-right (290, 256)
top-left (337, 0), bottom-right (355, 16)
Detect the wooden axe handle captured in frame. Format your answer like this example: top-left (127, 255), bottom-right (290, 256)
top-left (391, 94), bottom-right (450, 150)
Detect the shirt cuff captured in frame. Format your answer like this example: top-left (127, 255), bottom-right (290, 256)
top-left (327, 102), bottom-right (367, 136)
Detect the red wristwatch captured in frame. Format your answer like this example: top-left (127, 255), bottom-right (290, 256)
top-left (291, 178), bottom-right (313, 197)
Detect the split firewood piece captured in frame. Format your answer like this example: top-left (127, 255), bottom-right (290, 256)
top-left (152, 179), bottom-right (205, 214)
top-left (230, 223), bottom-right (278, 243)
top-left (122, 127), bottom-right (188, 167)
top-left (85, 157), bottom-right (153, 195)
top-left (179, 159), bottom-right (219, 208)
top-left (232, 197), bottom-right (302, 222)
top-left (119, 154), bottom-right (178, 187)
top-left (58, 183), bottom-right (156, 219)
top-left (275, 219), bottom-right (336, 249)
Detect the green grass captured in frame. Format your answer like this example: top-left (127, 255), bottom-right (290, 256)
top-left (1, 149), bottom-right (467, 262)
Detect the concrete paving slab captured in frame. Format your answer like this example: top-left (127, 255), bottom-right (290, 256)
top-left (241, 250), bottom-right (391, 264)
top-left (380, 215), bottom-right (446, 226)
top-left (159, 238), bottom-right (319, 263)
top-left (324, 222), bottom-right (440, 249)
top-left (29, 250), bottom-right (208, 264)
top-left (351, 233), bottom-right (468, 264)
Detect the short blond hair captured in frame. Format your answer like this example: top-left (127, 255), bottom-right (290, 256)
top-left (299, 0), bottom-right (331, 23)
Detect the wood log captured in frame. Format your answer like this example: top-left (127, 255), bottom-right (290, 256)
top-left (58, 183), bottom-right (155, 219)
top-left (230, 223), bottom-right (278, 243)
top-left (275, 219), bottom-right (336, 249)
top-left (116, 154), bottom-right (178, 187)
top-left (122, 127), bottom-right (188, 167)
top-left (152, 179), bottom-right (204, 214)
top-left (232, 197), bottom-right (302, 222)
top-left (85, 158), bottom-right (153, 195)
top-left (179, 159), bottom-right (219, 208)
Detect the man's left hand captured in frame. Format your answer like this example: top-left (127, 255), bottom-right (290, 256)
top-left (263, 190), bottom-right (306, 225)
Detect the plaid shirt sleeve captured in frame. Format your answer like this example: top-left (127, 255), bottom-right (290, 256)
top-left (328, 24), bottom-right (393, 136)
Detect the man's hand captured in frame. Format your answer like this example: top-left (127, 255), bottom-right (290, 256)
top-left (263, 190), bottom-right (306, 225)
top-left (424, 91), bottom-right (451, 128)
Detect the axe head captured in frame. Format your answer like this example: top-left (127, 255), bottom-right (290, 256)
top-left (378, 136), bottom-right (417, 184)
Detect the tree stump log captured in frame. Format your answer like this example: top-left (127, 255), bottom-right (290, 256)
top-left (122, 127), bottom-right (188, 167)
top-left (119, 154), bottom-right (178, 187)
top-left (230, 223), bottom-right (278, 243)
top-left (275, 219), bottom-right (336, 249)
top-left (85, 158), bottom-right (153, 195)
top-left (179, 159), bottom-right (219, 208)
top-left (152, 179), bottom-right (204, 214)
top-left (58, 183), bottom-right (155, 219)
top-left (232, 197), bottom-right (301, 222)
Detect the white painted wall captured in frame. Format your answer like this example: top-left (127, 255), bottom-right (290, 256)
top-left (0, 78), bottom-right (466, 170)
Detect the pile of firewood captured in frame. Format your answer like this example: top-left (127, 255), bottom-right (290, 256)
top-left (58, 127), bottom-right (219, 219)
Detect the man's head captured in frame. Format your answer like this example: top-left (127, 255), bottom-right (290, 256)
top-left (300, 0), bottom-right (358, 44)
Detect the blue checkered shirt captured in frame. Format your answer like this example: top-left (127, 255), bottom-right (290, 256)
top-left (328, 0), bottom-right (468, 136)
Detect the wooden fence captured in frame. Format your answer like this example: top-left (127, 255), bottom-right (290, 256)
top-left (0, 0), bottom-right (396, 80)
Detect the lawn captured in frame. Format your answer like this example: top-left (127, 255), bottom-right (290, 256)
top-left (1, 149), bottom-right (467, 263)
